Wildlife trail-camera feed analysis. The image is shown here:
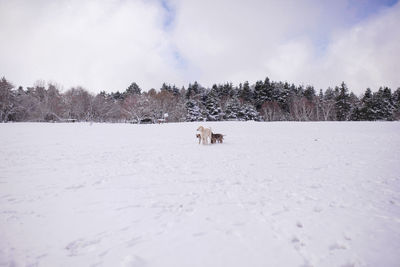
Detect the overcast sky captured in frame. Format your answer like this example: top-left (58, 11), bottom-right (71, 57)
top-left (1, 0), bottom-right (399, 95)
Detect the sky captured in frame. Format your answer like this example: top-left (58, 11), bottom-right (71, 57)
top-left (0, 0), bottom-right (399, 95)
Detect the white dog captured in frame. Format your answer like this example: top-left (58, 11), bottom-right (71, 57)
top-left (197, 126), bottom-right (212, 145)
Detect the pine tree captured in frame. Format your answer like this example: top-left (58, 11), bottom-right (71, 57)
top-left (125, 82), bottom-right (141, 96)
top-left (186, 81), bottom-right (201, 99)
top-left (392, 88), bottom-right (400, 120)
top-left (222, 83), bottom-right (234, 98)
top-left (253, 78), bottom-right (275, 110)
top-left (238, 81), bottom-right (252, 103)
top-left (335, 82), bottom-right (351, 121)
top-left (393, 88), bottom-right (400, 109)
top-left (303, 86), bottom-right (316, 101)
top-left (239, 103), bottom-right (260, 121)
top-left (374, 87), bottom-right (394, 120)
top-left (160, 83), bottom-right (171, 92)
top-left (171, 85), bottom-right (180, 96)
top-left (185, 100), bottom-right (202, 121)
top-left (360, 88), bottom-right (375, 120)
top-left (0, 77), bottom-right (16, 122)
top-left (253, 80), bottom-right (266, 110)
top-left (224, 97), bottom-right (241, 120)
top-left (204, 90), bottom-right (223, 121)
top-left (274, 82), bottom-right (290, 113)
top-left (348, 92), bottom-right (360, 121)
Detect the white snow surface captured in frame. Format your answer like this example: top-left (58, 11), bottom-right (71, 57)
top-left (1, 121), bottom-right (400, 267)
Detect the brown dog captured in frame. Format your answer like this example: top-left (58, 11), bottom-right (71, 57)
top-left (211, 133), bottom-right (224, 144)
top-left (196, 133), bottom-right (201, 144)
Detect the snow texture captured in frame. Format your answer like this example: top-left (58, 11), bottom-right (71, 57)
top-left (1, 122), bottom-right (400, 267)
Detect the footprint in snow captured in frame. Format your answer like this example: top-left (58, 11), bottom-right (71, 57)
top-left (329, 241), bottom-right (347, 250)
top-left (65, 238), bottom-right (101, 256)
top-left (291, 236), bottom-right (306, 250)
top-left (313, 206), bottom-right (323, 213)
top-left (121, 255), bottom-right (147, 267)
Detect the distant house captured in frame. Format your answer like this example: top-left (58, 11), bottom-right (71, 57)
top-left (157, 113), bottom-right (168, 124)
top-left (57, 118), bottom-right (77, 123)
top-left (140, 118), bottom-right (153, 124)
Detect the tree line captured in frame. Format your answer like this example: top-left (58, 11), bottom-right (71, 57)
top-left (1, 76), bottom-right (399, 123)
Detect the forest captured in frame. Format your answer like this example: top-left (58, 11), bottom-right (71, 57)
top-left (1, 76), bottom-right (399, 123)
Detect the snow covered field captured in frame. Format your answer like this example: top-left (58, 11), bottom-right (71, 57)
top-left (1, 121), bottom-right (400, 267)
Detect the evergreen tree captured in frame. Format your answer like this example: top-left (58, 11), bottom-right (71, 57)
top-left (303, 86), bottom-right (316, 101)
top-left (125, 82), bottom-right (141, 96)
top-left (374, 87), bottom-right (394, 120)
top-left (252, 78), bottom-right (273, 110)
top-left (171, 85), bottom-right (180, 96)
top-left (348, 92), bottom-right (360, 121)
top-left (335, 82), bottom-right (351, 121)
top-left (185, 100), bottom-right (202, 121)
top-left (224, 97), bottom-right (241, 120)
top-left (253, 80), bottom-right (267, 110)
top-left (185, 81), bottom-right (201, 99)
top-left (222, 82), bottom-right (234, 98)
top-left (0, 77), bottom-right (16, 122)
top-left (238, 81), bottom-right (252, 103)
top-left (238, 103), bottom-right (260, 121)
top-left (274, 82), bottom-right (290, 113)
top-left (160, 83), bottom-right (180, 96)
top-left (360, 88), bottom-right (375, 120)
top-left (160, 83), bottom-right (171, 92)
top-left (393, 88), bottom-right (400, 109)
top-left (111, 91), bottom-right (123, 101)
top-left (204, 90), bottom-right (223, 121)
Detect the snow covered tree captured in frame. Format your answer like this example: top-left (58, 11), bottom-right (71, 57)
top-left (374, 87), bottom-right (394, 120)
top-left (186, 81), bottom-right (202, 99)
top-left (124, 82), bottom-right (141, 97)
top-left (224, 97), bottom-right (241, 120)
top-left (91, 92), bottom-right (119, 122)
top-left (303, 86), bottom-right (316, 101)
top-left (289, 96), bottom-right (316, 121)
top-left (0, 77), bottom-right (16, 122)
top-left (185, 100), bottom-right (202, 121)
top-left (238, 103), bottom-right (260, 121)
top-left (319, 87), bottom-right (336, 121)
top-left (335, 82), bottom-right (351, 121)
top-left (275, 82), bottom-right (291, 113)
top-left (392, 88), bottom-right (400, 120)
top-left (359, 88), bottom-right (375, 120)
top-left (63, 87), bottom-right (94, 121)
top-left (238, 81), bottom-right (252, 103)
top-left (253, 80), bottom-right (267, 110)
top-left (348, 92), bottom-right (360, 121)
top-left (204, 90), bottom-right (223, 121)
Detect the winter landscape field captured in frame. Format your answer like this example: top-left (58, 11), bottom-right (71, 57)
top-left (0, 121), bottom-right (399, 267)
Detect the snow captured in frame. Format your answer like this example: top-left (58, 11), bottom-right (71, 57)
top-left (1, 121), bottom-right (400, 267)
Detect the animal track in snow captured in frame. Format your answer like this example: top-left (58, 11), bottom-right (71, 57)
top-left (65, 238), bottom-right (101, 256)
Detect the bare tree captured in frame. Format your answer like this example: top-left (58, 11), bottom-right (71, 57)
top-left (289, 97), bottom-right (316, 121)
top-left (121, 94), bottom-right (151, 123)
top-left (91, 93), bottom-right (118, 122)
top-left (63, 87), bottom-right (93, 121)
top-left (260, 101), bottom-right (285, 121)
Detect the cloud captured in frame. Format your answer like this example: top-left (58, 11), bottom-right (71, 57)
top-left (264, 1), bottom-right (400, 94)
top-left (0, 0), bottom-right (399, 94)
top-left (171, 0), bottom-right (400, 94)
top-left (318, 2), bottom-right (400, 93)
top-left (0, 0), bottom-right (183, 92)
